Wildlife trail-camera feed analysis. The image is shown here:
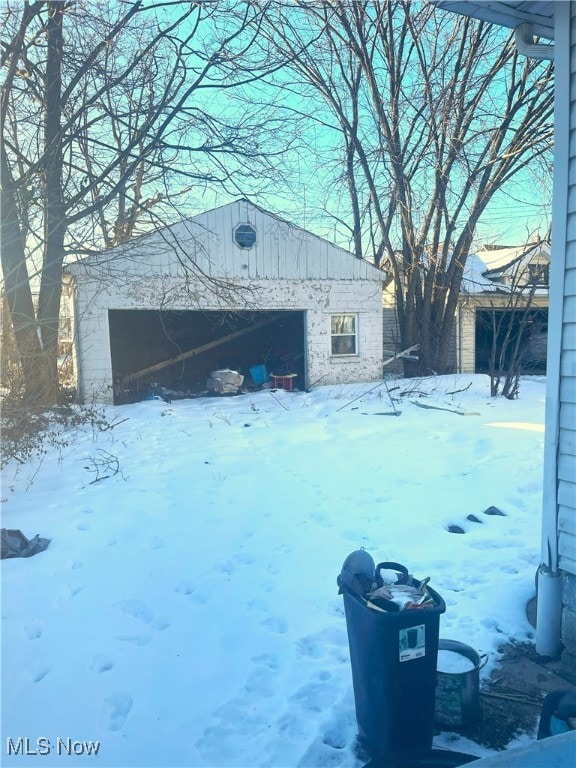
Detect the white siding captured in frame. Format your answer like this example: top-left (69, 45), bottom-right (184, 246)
top-left (558, 5), bottom-right (576, 575)
top-left (71, 200), bottom-right (382, 286)
top-left (456, 303), bottom-right (476, 373)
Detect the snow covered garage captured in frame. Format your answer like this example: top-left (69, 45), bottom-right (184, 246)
top-left (66, 200), bottom-right (385, 404)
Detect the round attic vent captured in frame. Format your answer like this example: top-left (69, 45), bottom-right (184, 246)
top-left (234, 223), bottom-right (257, 249)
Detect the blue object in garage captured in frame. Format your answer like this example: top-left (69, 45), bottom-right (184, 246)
top-left (249, 364), bottom-right (267, 385)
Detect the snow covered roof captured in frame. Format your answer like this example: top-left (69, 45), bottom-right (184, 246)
top-left (462, 241), bottom-right (550, 295)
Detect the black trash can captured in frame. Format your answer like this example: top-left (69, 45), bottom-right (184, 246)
top-left (339, 551), bottom-right (446, 764)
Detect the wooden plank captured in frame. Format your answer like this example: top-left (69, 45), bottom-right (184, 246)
top-left (559, 426), bottom-right (576, 455)
top-left (561, 402), bottom-right (576, 426)
top-left (565, 264), bottom-right (576, 295)
top-left (560, 378), bottom-right (576, 403)
top-left (559, 452), bottom-right (576, 482)
top-left (558, 479), bottom-right (576, 508)
top-left (559, 531), bottom-right (576, 570)
top-left (563, 320), bottom-right (576, 349)
top-left (559, 552), bottom-right (576, 576)
top-left (559, 506), bottom-right (576, 535)
top-left (124, 314), bottom-right (287, 382)
top-left (383, 344), bottom-right (419, 367)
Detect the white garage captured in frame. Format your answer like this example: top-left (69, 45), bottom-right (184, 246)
top-left (66, 200), bottom-right (385, 404)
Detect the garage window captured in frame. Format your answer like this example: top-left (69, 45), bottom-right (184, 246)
top-left (234, 223), bottom-right (257, 249)
top-left (331, 314), bottom-right (357, 356)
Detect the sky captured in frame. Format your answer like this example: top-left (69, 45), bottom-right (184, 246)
top-left (194, 1), bottom-right (554, 252)
top-left (1, 374), bottom-right (548, 767)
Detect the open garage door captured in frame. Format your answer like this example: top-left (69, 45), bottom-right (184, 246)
top-left (475, 307), bottom-right (548, 375)
top-left (109, 310), bottom-right (306, 404)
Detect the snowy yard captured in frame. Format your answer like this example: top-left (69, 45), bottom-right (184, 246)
top-left (1, 375), bottom-right (546, 767)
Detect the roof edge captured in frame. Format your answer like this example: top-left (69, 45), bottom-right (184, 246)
top-left (431, 1), bottom-right (554, 40)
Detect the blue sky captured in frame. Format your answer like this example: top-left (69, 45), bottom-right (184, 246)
top-left (161, 1), bottom-right (554, 253)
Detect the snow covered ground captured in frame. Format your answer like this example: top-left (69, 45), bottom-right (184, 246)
top-left (1, 374), bottom-right (547, 767)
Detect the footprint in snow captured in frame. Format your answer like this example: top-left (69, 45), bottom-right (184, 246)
top-left (243, 665), bottom-right (277, 698)
top-left (90, 653), bottom-right (115, 673)
top-left (242, 653), bottom-right (280, 699)
top-left (246, 598), bottom-right (270, 612)
top-left (114, 599), bottom-right (171, 630)
top-left (309, 511), bottom-right (331, 527)
top-left (175, 581), bottom-right (195, 596)
top-left (56, 583), bottom-right (85, 607)
top-left (251, 653), bottom-right (280, 670)
top-left (99, 693), bottom-right (133, 732)
top-left (75, 521), bottom-right (90, 532)
top-left (214, 552), bottom-right (256, 576)
top-left (114, 598), bottom-right (154, 623)
top-left (174, 580), bottom-right (212, 605)
top-left (32, 663), bottom-right (51, 683)
top-left (114, 634), bottom-right (152, 646)
top-left (296, 706), bottom-right (358, 767)
top-left (260, 615), bottom-right (288, 634)
top-left (195, 701), bottom-right (268, 761)
top-left (288, 675), bottom-right (340, 714)
top-left (296, 627), bottom-right (348, 660)
top-left (262, 675), bottom-right (348, 766)
top-left (114, 598), bottom-right (172, 630)
top-left (24, 621), bottom-right (42, 640)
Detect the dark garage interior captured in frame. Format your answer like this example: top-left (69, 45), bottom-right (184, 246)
top-left (109, 309), bottom-right (306, 404)
top-left (475, 307), bottom-right (548, 375)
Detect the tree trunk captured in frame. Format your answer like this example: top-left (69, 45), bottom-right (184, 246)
top-left (0, 163), bottom-right (44, 401)
top-left (37, 1), bottom-right (66, 405)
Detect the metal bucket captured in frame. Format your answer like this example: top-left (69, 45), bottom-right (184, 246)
top-left (435, 639), bottom-right (488, 730)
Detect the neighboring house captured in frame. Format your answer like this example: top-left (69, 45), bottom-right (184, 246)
top-left (382, 239), bottom-right (551, 375)
top-left (65, 199), bottom-right (385, 404)
top-left (435, 1), bottom-right (576, 678)
top-left (459, 240), bottom-right (551, 374)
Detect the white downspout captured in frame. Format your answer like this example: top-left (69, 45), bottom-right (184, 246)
top-left (514, 23), bottom-right (555, 61)
top-left (515, 7), bottom-right (565, 657)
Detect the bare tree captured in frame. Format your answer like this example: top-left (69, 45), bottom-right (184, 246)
top-left (477, 241), bottom-right (550, 398)
top-left (259, 0), bottom-right (554, 376)
top-left (1, 0), bottom-right (280, 406)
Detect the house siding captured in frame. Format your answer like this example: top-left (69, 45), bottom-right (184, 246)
top-left (457, 303), bottom-right (476, 373)
top-left (551, 1), bottom-right (576, 665)
top-left (558, 4), bottom-right (576, 584)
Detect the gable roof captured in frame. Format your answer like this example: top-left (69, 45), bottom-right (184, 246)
top-left (462, 240), bottom-right (550, 294)
top-left (66, 199), bottom-right (384, 283)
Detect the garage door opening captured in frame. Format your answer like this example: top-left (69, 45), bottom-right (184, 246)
top-left (109, 310), bottom-right (306, 404)
top-left (475, 307), bottom-right (548, 375)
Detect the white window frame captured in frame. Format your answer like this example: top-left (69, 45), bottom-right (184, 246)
top-left (330, 313), bottom-right (358, 357)
top-left (233, 222), bottom-right (257, 249)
